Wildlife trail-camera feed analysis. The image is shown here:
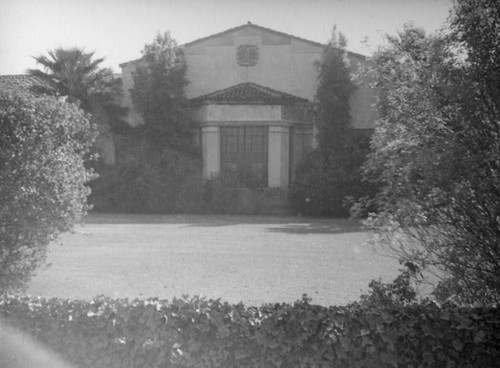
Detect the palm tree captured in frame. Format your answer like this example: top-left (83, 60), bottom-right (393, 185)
top-left (27, 47), bottom-right (117, 112)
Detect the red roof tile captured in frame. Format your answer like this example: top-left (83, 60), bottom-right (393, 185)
top-left (0, 74), bottom-right (53, 95)
top-left (191, 83), bottom-right (309, 105)
top-left (0, 74), bottom-right (121, 96)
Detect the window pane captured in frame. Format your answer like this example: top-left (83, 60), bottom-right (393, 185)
top-left (220, 126), bottom-right (268, 187)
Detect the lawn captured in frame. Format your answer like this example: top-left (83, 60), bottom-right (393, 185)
top-left (25, 214), bottom-right (400, 306)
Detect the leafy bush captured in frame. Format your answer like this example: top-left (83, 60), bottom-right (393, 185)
top-left (0, 91), bottom-right (96, 292)
top-left (361, 16), bottom-right (500, 306)
top-left (90, 136), bottom-right (202, 214)
top-left (92, 147), bottom-right (291, 215)
top-left (202, 177), bottom-right (291, 215)
top-left (1, 293), bottom-right (498, 368)
top-left (291, 132), bottom-right (375, 217)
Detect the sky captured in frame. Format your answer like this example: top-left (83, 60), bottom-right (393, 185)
top-left (0, 0), bottom-right (453, 75)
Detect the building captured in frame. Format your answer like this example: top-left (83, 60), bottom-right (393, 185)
top-left (0, 74), bottom-right (52, 95)
top-left (119, 22), bottom-right (377, 189)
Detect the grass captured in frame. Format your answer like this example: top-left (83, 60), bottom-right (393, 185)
top-left (25, 214), bottom-right (400, 307)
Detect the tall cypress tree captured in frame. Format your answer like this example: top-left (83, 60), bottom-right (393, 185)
top-left (315, 27), bottom-right (356, 158)
top-left (291, 27), bottom-right (372, 217)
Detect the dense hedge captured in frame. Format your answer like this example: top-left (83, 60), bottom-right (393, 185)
top-left (90, 137), bottom-right (203, 214)
top-left (1, 294), bottom-right (499, 368)
top-left (291, 132), bottom-right (376, 218)
top-left (91, 156), bottom-right (292, 215)
top-left (202, 178), bottom-right (291, 215)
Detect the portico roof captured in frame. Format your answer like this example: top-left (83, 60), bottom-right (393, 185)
top-left (190, 82), bottom-right (309, 105)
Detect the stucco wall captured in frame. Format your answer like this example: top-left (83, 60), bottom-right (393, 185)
top-left (196, 104), bottom-right (282, 122)
top-left (184, 26), bottom-right (322, 101)
top-left (119, 25), bottom-right (378, 130)
top-left (268, 126), bottom-right (290, 188)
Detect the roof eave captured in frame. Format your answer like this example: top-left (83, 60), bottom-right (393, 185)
top-left (182, 22), bottom-right (367, 59)
top-left (182, 22), bottom-right (325, 49)
top-left (189, 99), bottom-right (310, 106)
top-left (118, 22), bottom-right (367, 68)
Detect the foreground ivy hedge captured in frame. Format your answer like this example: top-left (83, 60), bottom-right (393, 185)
top-left (1, 294), bottom-right (499, 368)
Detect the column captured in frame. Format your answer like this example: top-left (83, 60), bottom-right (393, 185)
top-left (201, 126), bottom-right (220, 179)
top-left (268, 126), bottom-right (290, 188)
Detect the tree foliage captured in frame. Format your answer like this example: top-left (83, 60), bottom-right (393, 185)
top-left (90, 138), bottom-right (202, 214)
top-left (0, 92), bottom-right (97, 291)
top-left (315, 28), bottom-right (356, 156)
top-left (362, 0), bottom-right (500, 306)
top-left (131, 31), bottom-right (195, 150)
top-left (91, 32), bottom-right (200, 214)
top-left (27, 47), bottom-right (118, 112)
top-left (291, 27), bottom-right (373, 217)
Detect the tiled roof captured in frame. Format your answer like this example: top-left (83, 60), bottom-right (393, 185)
top-left (190, 83), bottom-right (309, 105)
top-left (0, 74), bottom-right (121, 96)
top-left (0, 74), bottom-right (53, 95)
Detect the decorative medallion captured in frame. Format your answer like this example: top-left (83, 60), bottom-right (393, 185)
top-left (237, 45), bottom-right (259, 67)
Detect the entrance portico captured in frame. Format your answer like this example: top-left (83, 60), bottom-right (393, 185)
top-left (192, 83), bottom-right (313, 189)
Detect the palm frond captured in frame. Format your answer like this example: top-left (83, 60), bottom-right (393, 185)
top-left (27, 47), bottom-right (114, 111)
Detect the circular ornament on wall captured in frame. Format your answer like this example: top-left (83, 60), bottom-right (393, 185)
top-left (237, 45), bottom-right (259, 67)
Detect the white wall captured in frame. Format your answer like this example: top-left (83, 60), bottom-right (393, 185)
top-left (197, 104), bottom-right (282, 122)
top-left (119, 25), bottom-right (378, 130)
top-left (183, 26), bottom-right (323, 101)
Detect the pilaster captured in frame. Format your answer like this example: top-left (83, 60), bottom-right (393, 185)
top-left (201, 126), bottom-right (220, 179)
top-left (268, 126), bottom-right (290, 188)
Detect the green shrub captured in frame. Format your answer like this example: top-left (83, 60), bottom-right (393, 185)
top-left (92, 163), bottom-right (292, 215)
top-left (291, 136), bottom-right (375, 217)
top-left (90, 136), bottom-right (202, 214)
top-left (202, 177), bottom-right (291, 215)
top-left (0, 92), bottom-right (96, 291)
top-left (1, 293), bottom-right (499, 368)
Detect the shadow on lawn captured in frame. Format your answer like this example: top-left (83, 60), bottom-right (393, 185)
top-left (183, 218), bottom-right (363, 234)
top-left (85, 213), bottom-right (298, 225)
top-left (85, 213), bottom-right (363, 234)
top-left (265, 222), bottom-right (362, 235)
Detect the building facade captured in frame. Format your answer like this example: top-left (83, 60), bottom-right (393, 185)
top-left (119, 23), bottom-right (377, 189)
